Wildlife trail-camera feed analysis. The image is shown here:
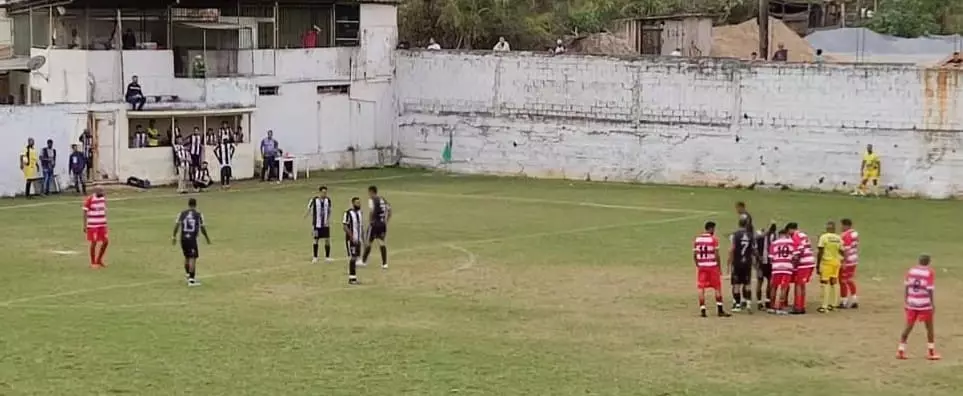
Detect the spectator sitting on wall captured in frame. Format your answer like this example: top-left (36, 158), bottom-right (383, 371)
top-left (302, 25), bottom-right (321, 48)
top-left (126, 76), bottom-right (146, 110)
top-left (670, 48), bottom-right (682, 56)
top-left (122, 28), bottom-right (136, 50)
top-left (493, 37), bottom-right (510, 52)
top-left (814, 49), bottom-right (825, 64)
top-left (553, 39), bottom-right (566, 54)
top-left (943, 52), bottom-right (963, 68)
top-left (191, 55), bottom-right (206, 78)
top-left (147, 119), bottom-right (160, 147)
top-left (426, 38), bottom-right (441, 50)
top-left (69, 144), bottom-right (86, 194)
top-left (749, 51), bottom-right (759, 61)
top-left (397, 41), bottom-right (410, 50)
top-left (772, 43), bottom-right (788, 61)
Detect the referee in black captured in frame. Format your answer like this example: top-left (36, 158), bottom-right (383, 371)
top-left (343, 197), bottom-right (364, 285)
top-left (172, 198), bottom-right (210, 287)
top-left (213, 136), bottom-right (235, 188)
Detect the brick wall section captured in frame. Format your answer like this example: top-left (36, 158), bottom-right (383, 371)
top-left (395, 50), bottom-right (963, 198)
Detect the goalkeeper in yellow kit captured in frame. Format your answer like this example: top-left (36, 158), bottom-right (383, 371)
top-left (816, 221), bottom-right (846, 313)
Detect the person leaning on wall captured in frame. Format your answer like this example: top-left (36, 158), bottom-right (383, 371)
top-left (19, 138), bottom-right (40, 198)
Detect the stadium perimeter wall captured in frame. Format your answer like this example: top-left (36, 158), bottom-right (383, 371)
top-left (395, 51), bottom-right (963, 199)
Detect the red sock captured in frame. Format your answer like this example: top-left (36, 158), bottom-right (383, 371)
top-left (715, 294), bottom-right (723, 304)
top-left (795, 286), bottom-right (806, 310)
top-left (88, 244), bottom-right (97, 265)
top-left (698, 294), bottom-right (706, 306)
top-left (96, 241), bottom-right (109, 264)
top-left (848, 281), bottom-right (857, 296)
top-left (840, 282), bottom-right (850, 298)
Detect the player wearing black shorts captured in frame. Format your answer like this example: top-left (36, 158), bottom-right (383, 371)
top-left (755, 223), bottom-right (777, 310)
top-left (361, 185), bottom-right (391, 269)
top-left (305, 186), bottom-right (333, 263)
top-left (171, 198), bottom-right (210, 287)
top-left (343, 197), bottom-right (364, 284)
top-left (728, 218), bottom-right (754, 312)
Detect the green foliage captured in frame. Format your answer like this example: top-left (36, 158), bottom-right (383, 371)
top-left (399, 0), bottom-right (744, 50)
top-left (868, 0), bottom-right (963, 37)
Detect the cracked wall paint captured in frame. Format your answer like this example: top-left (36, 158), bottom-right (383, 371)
top-left (395, 51), bottom-right (963, 198)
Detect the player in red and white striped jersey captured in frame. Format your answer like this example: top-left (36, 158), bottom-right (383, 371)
top-left (692, 221), bottom-right (731, 318)
top-left (768, 229), bottom-right (797, 315)
top-left (787, 223), bottom-right (815, 314)
top-left (82, 188), bottom-right (109, 268)
top-left (839, 219), bottom-right (859, 309)
top-left (897, 255), bottom-right (940, 360)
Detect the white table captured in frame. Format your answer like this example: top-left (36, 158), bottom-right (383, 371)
top-left (276, 156), bottom-right (309, 182)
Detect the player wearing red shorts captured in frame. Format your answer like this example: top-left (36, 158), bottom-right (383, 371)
top-left (82, 188), bottom-right (109, 268)
top-left (786, 223), bottom-right (815, 314)
top-left (768, 229), bottom-right (797, 315)
top-left (693, 221), bottom-right (731, 318)
top-left (839, 219), bottom-right (859, 309)
top-left (897, 255), bottom-right (940, 360)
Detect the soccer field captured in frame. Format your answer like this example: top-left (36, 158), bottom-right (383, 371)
top-left (1, 168), bottom-right (962, 396)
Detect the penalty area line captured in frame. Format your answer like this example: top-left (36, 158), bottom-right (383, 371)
top-left (0, 210), bottom-right (711, 308)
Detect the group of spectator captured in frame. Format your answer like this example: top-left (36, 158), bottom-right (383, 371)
top-left (129, 120), bottom-right (245, 149)
top-left (18, 131), bottom-right (95, 198)
top-left (420, 37), bottom-right (567, 54)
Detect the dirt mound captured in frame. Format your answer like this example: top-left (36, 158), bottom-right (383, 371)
top-left (567, 32), bottom-right (636, 56)
top-left (712, 17), bottom-right (815, 62)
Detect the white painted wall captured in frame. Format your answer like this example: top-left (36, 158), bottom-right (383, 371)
top-left (0, 105), bottom-right (87, 197)
top-left (395, 51), bottom-right (963, 199)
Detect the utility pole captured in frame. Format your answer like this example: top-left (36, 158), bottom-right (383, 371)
top-left (758, 0), bottom-right (770, 59)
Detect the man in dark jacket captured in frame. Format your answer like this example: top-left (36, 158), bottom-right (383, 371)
top-left (69, 144), bottom-right (87, 194)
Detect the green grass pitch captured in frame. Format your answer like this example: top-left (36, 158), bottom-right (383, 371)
top-left (1, 168), bottom-right (961, 395)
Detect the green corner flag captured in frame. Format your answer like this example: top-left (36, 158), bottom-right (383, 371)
top-left (441, 131), bottom-right (453, 163)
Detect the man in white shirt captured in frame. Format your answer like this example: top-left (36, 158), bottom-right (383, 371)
top-left (493, 37), bottom-right (510, 52)
top-left (553, 39), bottom-right (565, 54)
top-left (427, 38), bottom-right (441, 50)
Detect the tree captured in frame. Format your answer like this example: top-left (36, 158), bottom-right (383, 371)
top-left (868, 0), bottom-right (963, 37)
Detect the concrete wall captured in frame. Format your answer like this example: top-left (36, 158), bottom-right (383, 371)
top-left (0, 104), bottom-right (87, 197)
top-left (396, 51), bottom-right (963, 198)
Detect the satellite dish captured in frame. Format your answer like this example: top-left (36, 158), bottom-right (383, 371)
top-left (27, 55), bottom-right (46, 71)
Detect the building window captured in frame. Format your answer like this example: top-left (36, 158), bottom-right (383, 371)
top-left (334, 4), bottom-right (360, 47)
top-left (258, 86), bottom-right (279, 96)
top-left (317, 85), bottom-right (349, 94)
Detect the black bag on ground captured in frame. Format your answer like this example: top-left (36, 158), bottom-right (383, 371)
top-left (126, 176), bottom-right (151, 189)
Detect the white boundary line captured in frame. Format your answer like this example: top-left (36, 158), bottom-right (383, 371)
top-left (0, 174), bottom-right (416, 211)
top-left (0, 211), bottom-right (711, 308)
top-left (445, 244), bottom-right (477, 272)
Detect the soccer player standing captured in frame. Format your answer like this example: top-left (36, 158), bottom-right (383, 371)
top-left (171, 198), bottom-right (210, 287)
top-left (839, 218), bottom-right (860, 308)
top-left (343, 197), bottom-right (364, 285)
top-left (816, 221), bottom-right (845, 313)
top-left (82, 187), bottom-right (109, 268)
top-left (727, 218), bottom-right (753, 312)
top-left (787, 222), bottom-right (815, 314)
top-left (768, 229), bottom-right (797, 315)
top-left (305, 186), bottom-right (333, 263)
top-left (361, 185), bottom-right (391, 269)
top-left (754, 223), bottom-right (777, 311)
top-left (897, 255), bottom-right (940, 360)
top-left (735, 201), bottom-right (754, 235)
top-left (854, 144), bottom-right (881, 196)
top-left (693, 221), bottom-right (731, 318)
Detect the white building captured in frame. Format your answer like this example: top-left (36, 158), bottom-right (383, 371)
top-left (0, 0), bottom-right (397, 196)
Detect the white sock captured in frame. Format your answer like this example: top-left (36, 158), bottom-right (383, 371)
top-left (928, 343), bottom-right (935, 350)
top-left (898, 343), bottom-right (907, 351)
top-left (851, 295), bottom-right (858, 303)
top-left (841, 297), bottom-right (848, 305)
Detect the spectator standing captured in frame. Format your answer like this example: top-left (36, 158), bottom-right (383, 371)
top-left (260, 130), bottom-right (279, 181)
top-left (772, 43), bottom-right (788, 61)
top-left (175, 139), bottom-right (191, 193)
top-left (20, 138), bottom-right (39, 198)
top-left (132, 125), bottom-right (148, 148)
top-left (493, 37), bottom-right (510, 52)
top-left (79, 129), bottom-right (94, 181)
top-left (214, 136), bottom-right (235, 188)
top-left (205, 128), bottom-right (217, 145)
top-left (188, 128), bottom-right (204, 181)
top-left (234, 126), bottom-right (245, 143)
top-left (191, 55), bottom-right (206, 78)
top-left (69, 29), bottom-right (81, 49)
top-left (69, 144), bottom-right (86, 194)
top-left (126, 76), bottom-right (145, 110)
top-left (302, 25), bottom-right (320, 48)
top-left (219, 121), bottom-right (233, 143)
top-left (147, 119), bottom-right (160, 147)
top-left (40, 139), bottom-right (57, 195)
top-left (122, 28), bottom-right (136, 49)
top-left (426, 38), bottom-right (441, 50)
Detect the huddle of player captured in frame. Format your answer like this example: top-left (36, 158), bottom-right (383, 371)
top-left (692, 202), bottom-right (860, 317)
top-left (304, 185), bottom-right (392, 285)
top-left (692, 202), bottom-right (941, 360)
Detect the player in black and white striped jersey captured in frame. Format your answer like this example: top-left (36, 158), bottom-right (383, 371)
top-left (213, 137), bottom-right (235, 188)
top-left (343, 197), bottom-right (364, 285)
top-left (305, 186), bottom-right (333, 263)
